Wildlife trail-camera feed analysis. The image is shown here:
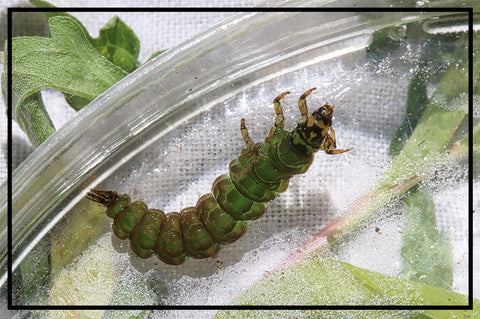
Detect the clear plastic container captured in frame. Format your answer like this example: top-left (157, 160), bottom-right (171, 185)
top-left (0, 0), bottom-right (474, 311)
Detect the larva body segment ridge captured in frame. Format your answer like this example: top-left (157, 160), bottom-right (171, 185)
top-left (86, 88), bottom-right (351, 265)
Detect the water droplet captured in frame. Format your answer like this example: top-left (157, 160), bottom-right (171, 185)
top-left (415, 0), bottom-right (431, 7)
top-left (388, 25), bottom-right (407, 41)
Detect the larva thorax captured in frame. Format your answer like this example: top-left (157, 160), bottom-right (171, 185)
top-left (86, 88), bottom-right (351, 265)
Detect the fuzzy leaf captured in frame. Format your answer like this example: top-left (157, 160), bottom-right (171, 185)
top-left (91, 15), bottom-right (140, 73)
top-left (14, 92), bottom-right (56, 147)
top-left (31, 0), bottom-right (141, 73)
top-left (147, 49), bottom-right (167, 61)
top-left (7, 15), bottom-right (127, 108)
top-left (63, 93), bottom-right (91, 111)
top-left (217, 258), bottom-right (478, 319)
top-left (389, 66), bottom-right (429, 157)
top-left (48, 235), bottom-right (116, 317)
top-left (1, 15), bottom-right (128, 144)
top-left (345, 263), bottom-right (479, 319)
top-left (400, 189), bottom-right (453, 290)
top-left (29, 0), bottom-right (140, 110)
top-left (29, 0), bottom-right (73, 22)
top-left (380, 100), bottom-right (465, 189)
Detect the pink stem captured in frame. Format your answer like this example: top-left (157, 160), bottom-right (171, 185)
top-left (275, 175), bottom-right (421, 272)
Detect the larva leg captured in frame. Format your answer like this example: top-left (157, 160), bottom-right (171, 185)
top-left (272, 91), bottom-right (290, 133)
top-left (322, 126), bottom-right (352, 155)
top-left (240, 118), bottom-right (255, 150)
top-left (298, 88), bottom-right (317, 124)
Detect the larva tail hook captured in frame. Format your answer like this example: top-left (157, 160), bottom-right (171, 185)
top-left (86, 189), bottom-right (118, 206)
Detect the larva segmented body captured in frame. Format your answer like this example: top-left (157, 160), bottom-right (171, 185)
top-left (86, 88), bottom-right (350, 265)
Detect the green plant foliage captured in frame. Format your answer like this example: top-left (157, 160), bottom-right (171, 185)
top-left (216, 257), bottom-right (478, 319)
top-left (2, 15), bottom-right (128, 146)
top-left (3, 0), bottom-right (148, 146)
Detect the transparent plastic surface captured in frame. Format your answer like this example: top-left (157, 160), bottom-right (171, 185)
top-left (1, 2), bottom-right (473, 312)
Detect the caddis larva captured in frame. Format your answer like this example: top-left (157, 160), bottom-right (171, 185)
top-left (87, 88), bottom-right (351, 265)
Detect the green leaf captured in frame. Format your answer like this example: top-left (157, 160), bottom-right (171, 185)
top-left (365, 25), bottom-right (407, 62)
top-left (50, 199), bottom-right (111, 277)
top-left (14, 92), bottom-right (56, 147)
top-left (48, 199), bottom-right (155, 312)
top-left (455, 122), bottom-right (480, 155)
top-left (1, 15), bottom-right (128, 144)
top-left (29, 0), bottom-right (74, 22)
top-left (432, 32), bottom-right (480, 105)
top-left (29, 0), bottom-right (98, 112)
top-left (147, 49), bottom-right (167, 61)
top-left (217, 258), bottom-right (382, 319)
top-left (64, 93), bottom-right (91, 111)
top-left (10, 15), bottom-right (127, 103)
top-left (48, 234), bottom-right (116, 316)
top-left (31, 0), bottom-right (140, 73)
top-left (218, 258), bottom-right (478, 319)
top-left (400, 188), bottom-right (453, 290)
top-left (389, 66), bottom-right (429, 157)
top-left (380, 100), bottom-right (466, 189)
top-left (30, 0), bottom-right (141, 110)
top-left (13, 238), bottom-right (50, 307)
top-left (345, 263), bottom-right (480, 319)
top-left (380, 32), bottom-right (472, 187)
top-left (5, 0), bottom-right (150, 146)
top-left (91, 16), bottom-right (140, 73)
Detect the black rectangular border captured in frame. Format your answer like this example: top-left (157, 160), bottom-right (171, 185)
top-left (7, 6), bottom-right (473, 311)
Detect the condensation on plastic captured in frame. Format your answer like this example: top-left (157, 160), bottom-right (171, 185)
top-left (0, 0), bottom-right (470, 301)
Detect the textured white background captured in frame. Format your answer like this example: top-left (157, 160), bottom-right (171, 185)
top-left (0, 1), bottom-right (478, 317)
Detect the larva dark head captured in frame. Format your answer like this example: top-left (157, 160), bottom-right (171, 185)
top-left (293, 102), bottom-right (334, 152)
top-left (86, 189), bottom-right (118, 206)
top-left (312, 103), bottom-right (334, 127)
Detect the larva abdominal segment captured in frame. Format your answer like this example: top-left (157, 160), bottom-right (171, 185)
top-left (86, 88), bottom-right (351, 265)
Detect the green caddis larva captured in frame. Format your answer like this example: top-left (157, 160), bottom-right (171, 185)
top-left (86, 88), bottom-right (351, 265)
